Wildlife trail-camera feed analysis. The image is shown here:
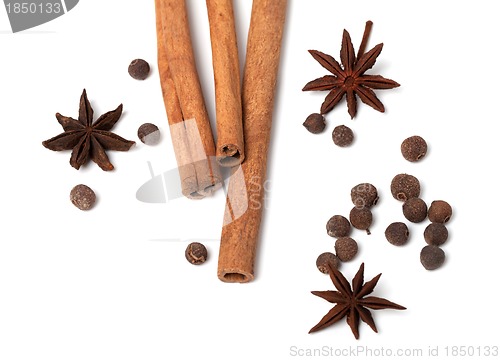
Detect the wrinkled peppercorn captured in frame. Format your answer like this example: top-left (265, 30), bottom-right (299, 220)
top-left (185, 242), bottom-right (208, 265)
top-left (326, 215), bottom-right (351, 238)
top-left (420, 245), bottom-right (445, 270)
top-left (70, 184), bottom-right (96, 211)
top-left (402, 197), bottom-right (427, 223)
top-left (138, 123), bottom-right (161, 145)
top-left (335, 237), bottom-right (358, 262)
top-left (349, 206), bottom-right (373, 235)
top-left (303, 113), bottom-right (326, 134)
top-left (350, 183), bottom-right (378, 208)
top-left (428, 200), bottom-right (452, 223)
top-left (424, 223), bottom-right (448, 246)
top-left (332, 125), bottom-right (354, 147)
top-left (385, 222), bottom-right (409, 246)
top-left (390, 174), bottom-right (421, 201)
top-left (316, 252), bottom-right (340, 274)
top-left (401, 135), bottom-right (427, 162)
top-left (128, 59), bottom-right (150, 80)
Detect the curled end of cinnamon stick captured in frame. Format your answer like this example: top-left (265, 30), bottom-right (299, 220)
top-left (183, 169), bottom-right (223, 199)
top-left (185, 191), bottom-right (206, 200)
top-left (218, 268), bottom-right (254, 283)
top-left (198, 181), bottom-right (223, 197)
top-left (217, 144), bottom-right (245, 167)
top-left (179, 174), bottom-right (203, 200)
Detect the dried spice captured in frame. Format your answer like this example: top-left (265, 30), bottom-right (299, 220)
top-left (401, 135), bottom-right (427, 162)
top-left (385, 222), bottom-right (409, 246)
top-left (349, 206), bottom-right (372, 234)
top-left (428, 200), bottom-right (452, 223)
top-left (326, 215), bottom-right (351, 238)
top-left (185, 242), bottom-right (208, 265)
top-left (335, 237), bottom-right (358, 262)
top-left (138, 123), bottom-right (161, 145)
top-left (303, 113), bottom-right (326, 134)
top-left (350, 183), bottom-right (378, 208)
top-left (302, 21), bottom-right (399, 119)
top-left (332, 125), bottom-right (354, 147)
top-left (310, 262), bottom-right (406, 339)
top-left (42, 89), bottom-right (135, 171)
top-left (424, 223), bottom-right (448, 246)
top-left (70, 184), bottom-right (96, 211)
top-left (128, 59), bottom-right (150, 80)
top-left (402, 197), bottom-right (427, 223)
top-left (316, 252), bottom-right (340, 274)
top-left (420, 245), bottom-right (445, 270)
top-left (390, 174), bottom-right (421, 201)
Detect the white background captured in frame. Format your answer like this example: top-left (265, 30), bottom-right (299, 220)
top-left (1, 1), bottom-right (499, 359)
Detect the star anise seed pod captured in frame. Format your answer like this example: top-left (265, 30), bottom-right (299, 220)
top-left (42, 89), bottom-right (135, 171)
top-left (309, 262), bottom-right (406, 339)
top-left (303, 21), bottom-right (400, 119)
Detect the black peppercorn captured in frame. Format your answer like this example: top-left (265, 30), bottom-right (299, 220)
top-left (335, 237), bottom-right (358, 262)
top-left (350, 183), bottom-right (379, 208)
top-left (424, 223), bottom-right (448, 246)
top-left (401, 135), bottom-right (427, 162)
top-left (128, 59), bottom-right (150, 80)
top-left (420, 245), bottom-right (445, 270)
top-left (185, 242), bottom-right (208, 265)
top-left (349, 206), bottom-right (372, 235)
top-left (138, 123), bottom-right (161, 145)
top-left (326, 215), bottom-right (351, 238)
top-left (316, 252), bottom-right (340, 274)
top-left (402, 197), bottom-right (427, 223)
top-left (303, 113), bottom-right (326, 134)
top-left (385, 222), bottom-right (409, 246)
top-left (390, 173), bottom-right (421, 201)
top-left (70, 184), bottom-right (96, 211)
top-left (428, 200), bottom-right (452, 223)
top-left (332, 125), bottom-right (354, 147)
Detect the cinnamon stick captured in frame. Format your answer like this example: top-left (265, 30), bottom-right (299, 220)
top-left (217, 0), bottom-right (288, 283)
top-left (206, 0), bottom-right (244, 167)
top-left (155, 0), bottom-right (222, 198)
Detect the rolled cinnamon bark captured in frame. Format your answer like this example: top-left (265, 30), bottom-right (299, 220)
top-left (217, 0), bottom-right (288, 283)
top-left (155, 0), bottom-right (222, 198)
top-left (206, 0), bottom-right (244, 167)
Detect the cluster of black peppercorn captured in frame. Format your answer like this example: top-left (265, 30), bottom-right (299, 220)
top-left (384, 136), bottom-right (453, 270)
top-left (316, 135), bottom-right (454, 273)
top-left (316, 183), bottom-right (378, 273)
top-left (303, 113), bottom-right (354, 148)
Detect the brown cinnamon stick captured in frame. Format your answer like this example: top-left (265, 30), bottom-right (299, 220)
top-left (217, 0), bottom-right (288, 283)
top-left (206, 0), bottom-right (244, 167)
top-left (155, 0), bottom-right (222, 198)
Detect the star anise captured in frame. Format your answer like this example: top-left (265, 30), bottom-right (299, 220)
top-left (303, 21), bottom-right (400, 119)
top-left (309, 263), bottom-right (406, 339)
top-left (42, 89), bottom-right (135, 171)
